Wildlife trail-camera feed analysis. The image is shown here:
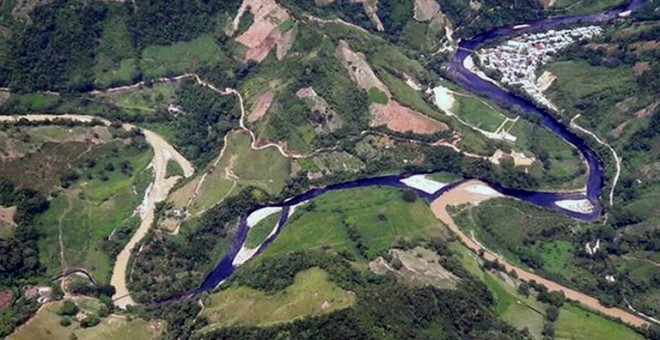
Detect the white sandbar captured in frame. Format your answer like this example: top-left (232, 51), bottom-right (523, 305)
top-left (401, 175), bottom-right (447, 194)
top-left (246, 207), bottom-right (282, 228)
top-left (555, 199), bottom-right (594, 213)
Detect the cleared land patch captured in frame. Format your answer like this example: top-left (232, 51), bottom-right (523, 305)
top-left (200, 267), bottom-right (355, 330)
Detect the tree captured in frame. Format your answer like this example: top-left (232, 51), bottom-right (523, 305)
top-left (402, 189), bottom-right (418, 203)
top-left (518, 282), bottom-right (530, 297)
top-left (542, 322), bottom-right (555, 337)
top-left (546, 306), bottom-right (559, 322)
top-left (391, 257), bottom-right (403, 270)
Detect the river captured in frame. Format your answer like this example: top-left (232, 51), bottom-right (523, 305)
top-left (193, 1), bottom-right (647, 295)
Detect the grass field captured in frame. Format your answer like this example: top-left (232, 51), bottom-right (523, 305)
top-left (189, 131), bottom-right (290, 215)
top-left (200, 267), bottom-right (355, 331)
top-left (368, 87), bottom-right (389, 105)
top-left (554, 304), bottom-right (643, 340)
top-left (245, 212), bottom-right (280, 249)
top-left (166, 158), bottom-right (185, 178)
top-left (9, 301), bottom-right (164, 340)
top-left (546, 61), bottom-right (634, 100)
top-left (453, 95), bottom-right (508, 132)
top-left (552, 0), bottom-right (628, 14)
top-left (141, 34), bottom-right (227, 79)
top-left (261, 186), bottom-right (441, 259)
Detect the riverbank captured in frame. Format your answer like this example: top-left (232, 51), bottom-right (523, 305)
top-left (430, 180), bottom-right (648, 327)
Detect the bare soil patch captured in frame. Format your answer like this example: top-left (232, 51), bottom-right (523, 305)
top-left (336, 40), bottom-right (390, 95)
top-left (632, 61), bottom-right (651, 76)
top-left (371, 101), bottom-right (448, 135)
top-left (0, 206), bottom-right (17, 227)
top-left (296, 87), bottom-right (343, 132)
top-left (540, 0), bottom-right (556, 8)
top-left (233, 0), bottom-right (292, 62)
top-left (630, 40), bottom-right (660, 52)
top-left (536, 70), bottom-right (557, 92)
top-left (370, 247), bottom-right (460, 288)
top-left (337, 40), bottom-right (448, 135)
top-left (352, 0), bottom-right (384, 31)
top-left (168, 177), bottom-right (200, 209)
top-left (414, 0), bottom-right (441, 21)
top-left (248, 91), bottom-right (274, 123)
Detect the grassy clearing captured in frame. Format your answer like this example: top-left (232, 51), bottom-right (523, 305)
top-left (554, 304), bottom-right (643, 340)
top-left (93, 82), bottom-right (179, 117)
top-left (261, 186), bottom-right (440, 259)
top-left (200, 267), bottom-right (355, 330)
top-left (453, 95), bottom-right (508, 132)
top-left (245, 212), bottom-right (280, 249)
top-left (189, 131), bottom-right (290, 215)
top-left (141, 34), bottom-right (227, 79)
top-left (369, 87), bottom-right (389, 105)
top-left (9, 300), bottom-right (164, 340)
top-left (166, 158), bottom-right (184, 178)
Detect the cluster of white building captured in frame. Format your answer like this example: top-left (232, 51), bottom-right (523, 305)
top-left (477, 26), bottom-right (603, 111)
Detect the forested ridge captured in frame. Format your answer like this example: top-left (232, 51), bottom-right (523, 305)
top-left (2, 0), bottom-right (242, 92)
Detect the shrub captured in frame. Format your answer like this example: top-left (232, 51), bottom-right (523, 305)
top-left (80, 314), bottom-right (101, 328)
top-left (58, 300), bottom-right (79, 316)
top-left (60, 317), bottom-right (72, 327)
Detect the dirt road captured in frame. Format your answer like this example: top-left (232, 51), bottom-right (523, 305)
top-left (0, 114), bottom-right (194, 308)
top-left (430, 180), bottom-right (648, 327)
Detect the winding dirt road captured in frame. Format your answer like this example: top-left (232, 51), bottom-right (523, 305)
top-left (430, 180), bottom-right (648, 327)
top-left (0, 114), bottom-right (194, 308)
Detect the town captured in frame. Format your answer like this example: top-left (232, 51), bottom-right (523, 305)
top-left (477, 26), bottom-right (603, 111)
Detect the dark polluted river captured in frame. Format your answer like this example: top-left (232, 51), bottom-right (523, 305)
top-left (188, 0), bottom-right (646, 297)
